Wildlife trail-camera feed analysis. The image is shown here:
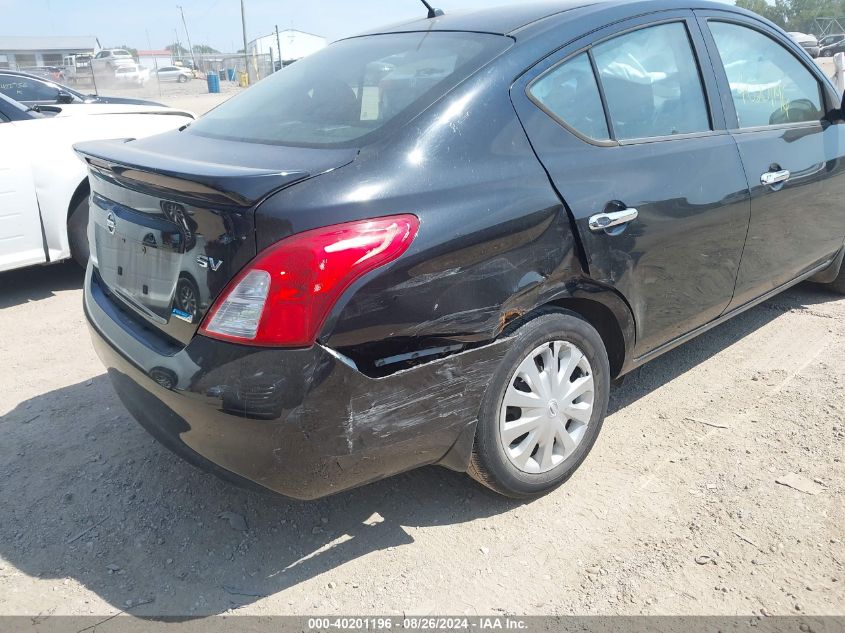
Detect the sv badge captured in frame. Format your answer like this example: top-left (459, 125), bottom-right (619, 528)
top-left (196, 255), bottom-right (223, 271)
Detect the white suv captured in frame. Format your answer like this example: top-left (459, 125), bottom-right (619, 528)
top-left (91, 49), bottom-right (136, 75)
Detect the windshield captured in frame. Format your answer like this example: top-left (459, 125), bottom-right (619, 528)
top-left (188, 31), bottom-right (510, 148)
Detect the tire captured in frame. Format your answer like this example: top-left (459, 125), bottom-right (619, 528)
top-left (824, 49), bottom-right (834, 57)
top-left (468, 311), bottom-right (610, 498)
top-left (178, 75), bottom-right (187, 83)
top-left (67, 195), bottom-right (90, 268)
top-left (174, 276), bottom-right (201, 323)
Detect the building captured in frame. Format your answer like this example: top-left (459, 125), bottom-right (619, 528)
top-left (137, 49), bottom-right (174, 71)
top-left (0, 36), bottom-right (98, 69)
top-left (247, 29), bottom-right (326, 67)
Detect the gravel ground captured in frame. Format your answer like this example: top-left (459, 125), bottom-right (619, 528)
top-left (99, 75), bottom-right (242, 115)
top-left (0, 262), bottom-right (842, 617)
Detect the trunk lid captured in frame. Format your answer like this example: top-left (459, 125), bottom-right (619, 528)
top-left (76, 132), bottom-right (357, 347)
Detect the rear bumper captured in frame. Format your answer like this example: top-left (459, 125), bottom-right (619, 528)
top-left (84, 265), bottom-right (510, 499)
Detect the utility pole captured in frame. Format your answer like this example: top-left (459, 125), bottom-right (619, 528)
top-left (241, 0), bottom-right (250, 82)
top-left (275, 24), bottom-right (281, 72)
top-left (173, 28), bottom-right (182, 63)
top-left (177, 5), bottom-right (197, 70)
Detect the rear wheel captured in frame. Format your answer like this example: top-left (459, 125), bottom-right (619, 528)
top-left (174, 276), bottom-right (201, 322)
top-left (178, 74), bottom-right (187, 83)
top-left (468, 312), bottom-right (610, 498)
top-left (824, 49), bottom-right (835, 57)
top-left (67, 195), bottom-right (90, 268)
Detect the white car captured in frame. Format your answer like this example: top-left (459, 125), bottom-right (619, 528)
top-left (114, 64), bottom-right (151, 86)
top-left (0, 93), bottom-right (194, 273)
top-left (91, 49), bottom-right (137, 74)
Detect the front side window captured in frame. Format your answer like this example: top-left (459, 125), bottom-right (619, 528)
top-left (528, 53), bottom-right (610, 141)
top-left (189, 32), bottom-right (510, 147)
top-left (592, 22), bottom-right (711, 140)
top-left (710, 21), bottom-right (824, 128)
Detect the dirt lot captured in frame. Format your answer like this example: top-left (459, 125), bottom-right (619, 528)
top-left (0, 261), bottom-right (842, 617)
top-left (96, 74), bottom-right (242, 115)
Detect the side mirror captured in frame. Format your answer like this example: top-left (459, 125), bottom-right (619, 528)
top-left (56, 90), bottom-right (74, 104)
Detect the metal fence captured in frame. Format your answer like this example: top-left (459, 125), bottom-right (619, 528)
top-left (173, 52), bottom-right (274, 83)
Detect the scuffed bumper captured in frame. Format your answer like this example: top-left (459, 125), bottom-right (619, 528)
top-left (84, 267), bottom-right (510, 499)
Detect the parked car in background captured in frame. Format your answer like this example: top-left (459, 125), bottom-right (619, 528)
top-left (20, 66), bottom-right (65, 82)
top-left (0, 92), bottom-right (194, 273)
top-left (153, 66), bottom-right (193, 83)
top-left (787, 31), bottom-right (820, 57)
top-left (78, 0), bottom-right (845, 501)
top-left (115, 64), bottom-right (150, 86)
top-left (818, 33), bottom-right (845, 48)
top-left (0, 70), bottom-right (162, 107)
top-left (820, 34), bottom-right (845, 56)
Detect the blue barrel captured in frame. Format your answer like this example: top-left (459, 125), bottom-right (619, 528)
top-left (227, 68), bottom-right (236, 81)
top-left (206, 73), bottom-right (220, 93)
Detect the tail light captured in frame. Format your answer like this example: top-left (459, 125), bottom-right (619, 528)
top-left (199, 214), bottom-right (419, 347)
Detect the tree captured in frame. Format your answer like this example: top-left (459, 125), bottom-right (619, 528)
top-left (736, 0), bottom-right (845, 33)
top-left (166, 43), bottom-right (189, 56)
top-left (192, 44), bottom-right (220, 54)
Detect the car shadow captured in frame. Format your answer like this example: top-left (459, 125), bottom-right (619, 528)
top-left (0, 281), bottom-right (838, 617)
top-left (0, 262), bottom-right (84, 309)
top-left (0, 373), bottom-right (518, 617)
top-left (607, 281), bottom-right (840, 414)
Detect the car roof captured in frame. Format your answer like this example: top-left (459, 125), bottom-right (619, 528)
top-left (359, 0), bottom-right (755, 37)
top-left (0, 69), bottom-right (51, 78)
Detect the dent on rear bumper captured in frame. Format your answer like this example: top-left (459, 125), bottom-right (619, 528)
top-left (85, 267), bottom-right (510, 499)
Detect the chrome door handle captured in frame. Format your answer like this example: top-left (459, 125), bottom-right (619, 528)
top-left (761, 169), bottom-right (790, 186)
top-left (589, 208), bottom-right (639, 232)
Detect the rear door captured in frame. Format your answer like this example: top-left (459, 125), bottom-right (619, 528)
top-left (511, 11), bottom-right (751, 358)
top-left (697, 12), bottom-right (845, 309)
top-left (0, 119), bottom-right (46, 272)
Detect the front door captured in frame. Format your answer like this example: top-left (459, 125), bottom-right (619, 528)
top-left (698, 14), bottom-right (845, 309)
top-left (0, 120), bottom-right (45, 272)
top-left (511, 12), bottom-right (751, 357)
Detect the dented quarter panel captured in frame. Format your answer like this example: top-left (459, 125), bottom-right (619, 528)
top-left (86, 268), bottom-right (511, 499)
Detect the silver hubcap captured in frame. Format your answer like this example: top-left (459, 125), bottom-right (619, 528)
top-left (499, 340), bottom-right (595, 474)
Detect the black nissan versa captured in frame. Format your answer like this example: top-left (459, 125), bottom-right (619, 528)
top-left (77, 0), bottom-right (845, 500)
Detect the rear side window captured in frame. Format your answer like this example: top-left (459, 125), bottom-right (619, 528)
top-left (188, 32), bottom-right (510, 148)
top-left (528, 53), bottom-right (610, 141)
top-left (709, 21), bottom-right (824, 128)
top-left (592, 22), bottom-right (711, 140)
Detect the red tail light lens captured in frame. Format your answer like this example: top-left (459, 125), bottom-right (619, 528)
top-left (199, 214), bottom-right (419, 347)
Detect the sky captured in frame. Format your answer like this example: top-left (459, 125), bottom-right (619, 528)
top-left (0, 0), bottom-right (513, 52)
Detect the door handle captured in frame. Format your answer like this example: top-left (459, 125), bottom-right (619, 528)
top-left (588, 208), bottom-right (639, 232)
top-left (761, 169), bottom-right (790, 186)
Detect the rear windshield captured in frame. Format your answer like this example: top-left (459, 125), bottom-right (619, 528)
top-left (187, 31), bottom-right (510, 148)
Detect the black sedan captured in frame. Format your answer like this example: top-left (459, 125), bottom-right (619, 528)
top-left (0, 70), bottom-right (162, 108)
top-left (821, 38), bottom-right (845, 56)
top-left (77, 0), bottom-right (845, 500)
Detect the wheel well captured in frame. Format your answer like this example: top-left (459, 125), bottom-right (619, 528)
top-left (68, 179), bottom-right (90, 221)
top-left (547, 298), bottom-right (627, 378)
